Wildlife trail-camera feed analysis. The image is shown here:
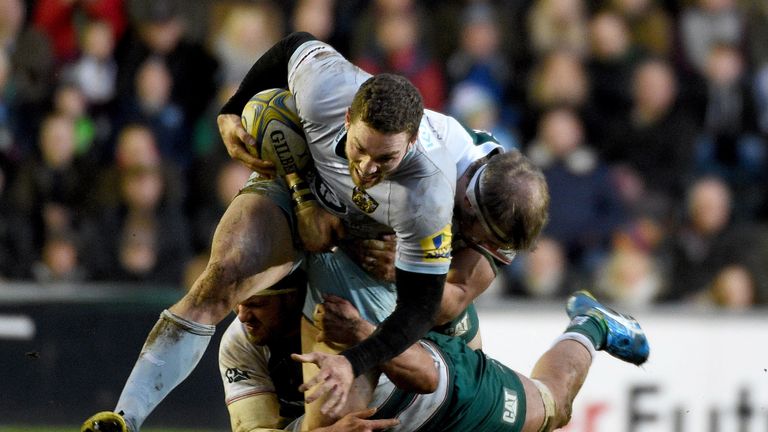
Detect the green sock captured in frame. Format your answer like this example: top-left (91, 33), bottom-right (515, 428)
top-left (565, 315), bottom-right (607, 350)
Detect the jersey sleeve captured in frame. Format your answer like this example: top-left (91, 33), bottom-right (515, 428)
top-left (287, 40), bottom-right (371, 127)
top-left (392, 152), bottom-right (456, 276)
top-left (218, 319), bottom-right (275, 405)
top-left (447, 117), bottom-right (503, 177)
top-left (395, 218), bottom-right (454, 275)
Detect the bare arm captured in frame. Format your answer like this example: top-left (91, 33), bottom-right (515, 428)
top-left (436, 247), bottom-right (496, 326)
top-left (226, 393), bottom-right (286, 432)
top-left (318, 296), bottom-right (439, 394)
top-left (228, 394), bottom-right (397, 432)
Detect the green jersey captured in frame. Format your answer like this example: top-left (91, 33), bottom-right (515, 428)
top-left (373, 332), bottom-right (527, 431)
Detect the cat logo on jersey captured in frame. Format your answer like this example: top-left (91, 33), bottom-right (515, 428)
top-left (443, 312), bottom-right (469, 338)
top-left (502, 387), bottom-right (519, 424)
top-left (419, 224), bottom-right (452, 263)
top-left (352, 186), bottom-right (379, 213)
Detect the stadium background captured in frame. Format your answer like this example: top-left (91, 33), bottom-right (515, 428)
top-left (0, 0), bottom-right (766, 430)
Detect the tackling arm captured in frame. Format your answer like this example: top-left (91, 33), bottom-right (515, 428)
top-left (436, 247), bottom-right (496, 326)
top-left (320, 296), bottom-right (439, 394)
top-left (341, 269), bottom-right (445, 377)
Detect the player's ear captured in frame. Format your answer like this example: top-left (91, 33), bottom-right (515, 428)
top-left (406, 138), bottom-right (416, 152)
top-left (345, 109), bottom-right (351, 130)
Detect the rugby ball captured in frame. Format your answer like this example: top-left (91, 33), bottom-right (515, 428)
top-left (241, 88), bottom-right (310, 176)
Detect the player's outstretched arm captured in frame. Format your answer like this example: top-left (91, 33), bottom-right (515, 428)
top-left (318, 295), bottom-right (439, 393)
top-left (217, 31), bottom-right (316, 174)
top-left (341, 269), bottom-right (445, 376)
top-left (293, 271), bottom-right (444, 417)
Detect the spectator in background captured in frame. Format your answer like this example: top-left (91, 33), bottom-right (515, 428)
top-left (601, 58), bottom-right (698, 205)
top-left (527, 107), bottom-right (625, 275)
top-left (116, 0), bottom-right (218, 128)
top-left (662, 176), bottom-right (763, 306)
top-left (527, 0), bottom-right (589, 59)
top-left (505, 236), bottom-right (574, 299)
top-left (0, 0), bottom-right (24, 52)
top-left (446, 3), bottom-right (511, 107)
top-left (594, 217), bottom-right (665, 308)
top-left (32, 0), bottom-right (126, 64)
top-left (609, 0), bottom-right (674, 57)
top-left (587, 10), bottom-right (639, 135)
top-left (7, 113), bottom-right (95, 278)
top-left (31, 228), bottom-right (86, 283)
top-left (679, 0), bottom-right (744, 74)
top-left (354, 0), bottom-right (446, 109)
top-left (291, 0), bottom-right (336, 43)
top-left (62, 20), bottom-right (118, 109)
top-left (707, 266), bottom-right (756, 310)
top-left (524, 49), bottom-right (590, 141)
top-left (528, 50), bottom-right (590, 109)
top-left (210, 1), bottom-right (283, 90)
top-left (11, 25), bottom-right (55, 158)
top-left (116, 57), bottom-right (188, 169)
top-left (52, 82), bottom-right (97, 160)
top-left (695, 42), bottom-right (765, 217)
top-left (448, 83), bottom-right (519, 151)
top-left (86, 123), bottom-right (185, 226)
top-left (83, 123), bottom-right (189, 285)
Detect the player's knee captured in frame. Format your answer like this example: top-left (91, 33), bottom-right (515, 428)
top-left (552, 399), bottom-right (573, 429)
top-left (547, 386), bottom-right (574, 430)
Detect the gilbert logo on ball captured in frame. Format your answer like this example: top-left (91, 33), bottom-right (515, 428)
top-left (241, 88), bottom-right (311, 176)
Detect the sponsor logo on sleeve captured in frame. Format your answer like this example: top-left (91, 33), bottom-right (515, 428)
top-left (419, 224), bottom-right (452, 263)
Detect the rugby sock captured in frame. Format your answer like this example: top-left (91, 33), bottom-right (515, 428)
top-left (115, 310), bottom-right (215, 432)
top-left (556, 315), bottom-right (607, 359)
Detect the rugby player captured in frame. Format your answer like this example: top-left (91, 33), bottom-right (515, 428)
top-left (216, 33), bottom-right (550, 428)
top-left (214, 278), bottom-right (648, 432)
top-left (81, 32), bottom-right (550, 431)
top-left (216, 270), bottom-right (402, 432)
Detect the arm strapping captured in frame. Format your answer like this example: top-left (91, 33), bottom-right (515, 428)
top-left (219, 32), bottom-right (316, 115)
top-left (341, 269), bottom-right (445, 376)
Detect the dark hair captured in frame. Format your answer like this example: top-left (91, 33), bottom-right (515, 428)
top-left (472, 150), bottom-right (550, 251)
top-left (349, 74), bottom-right (423, 140)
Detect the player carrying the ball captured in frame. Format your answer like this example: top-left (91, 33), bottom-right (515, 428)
top-left (81, 32), bottom-right (648, 432)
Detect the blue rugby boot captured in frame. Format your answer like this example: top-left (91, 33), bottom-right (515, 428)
top-left (566, 290), bottom-right (649, 365)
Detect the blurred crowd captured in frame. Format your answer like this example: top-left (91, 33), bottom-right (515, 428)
top-left (0, 0), bottom-right (767, 310)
